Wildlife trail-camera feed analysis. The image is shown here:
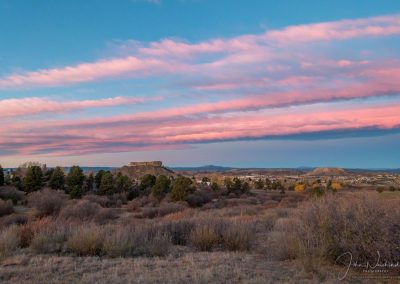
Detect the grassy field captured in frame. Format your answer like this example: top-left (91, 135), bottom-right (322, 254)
top-left (0, 186), bottom-right (399, 283)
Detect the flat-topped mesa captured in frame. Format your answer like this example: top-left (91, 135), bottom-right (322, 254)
top-left (128, 161), bottom-right (163, 167)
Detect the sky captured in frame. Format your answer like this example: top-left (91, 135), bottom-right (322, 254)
top-left (1, 0), bottom-right (400, 168)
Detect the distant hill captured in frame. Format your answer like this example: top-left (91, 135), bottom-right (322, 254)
top-left (171, 165), bottom-right (234, 172)
top-left (305, 167), bottom-right (349, 176)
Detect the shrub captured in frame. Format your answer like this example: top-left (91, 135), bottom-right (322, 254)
top-left (58, 200), bottom-right (118, 224)
top-left (221, 221), bottom-right (253, 251)
top-left (107, 193), bottom-right (127, 207)
top-left (93, 208), bottom-right (119, 225)
top-left (27, 189), bottom-right (67, 217)
top-left (83, 193), bottom-right (123, 208)
top-left (269, 192), bottom-right (400, 269)
top-left (191, 224), bottom-right (219, 251)
top-left (186, 190), bottom-right (213, 207)
top-left (102, 225), bottom-right (135, 257)
top-left (266, 231), bottom-right (301, 261)
top-left (30, 221), bottom-right (71, 253)
top-left (0, 200), bottom-right (14, 217)
top-left (294, 183), bottom-right (306, 192)
top-left (58, 200), bottom-right (100, 222)
top-left (0, 214), bottom-right (28, 229)
top-left (103, 224), bottom-right (172, 257)
top-left (133, 226), bottom-right (171, 257)
top-left (160, 220), bottom-right (195, 245)
top-left (18, 224), bottom-right (34, 248)
top-left (66, 224), bottom-right (105, 256)
top-left (0, 226), bottom-right (20, 259)
top-left (0, 186), bottom-right (24, 204)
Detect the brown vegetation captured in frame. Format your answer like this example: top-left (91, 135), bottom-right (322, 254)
top-left (0, 170), bottom-right (399, 283)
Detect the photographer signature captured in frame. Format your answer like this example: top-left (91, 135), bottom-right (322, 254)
top-left (335, 251), bottom-right (399, 280)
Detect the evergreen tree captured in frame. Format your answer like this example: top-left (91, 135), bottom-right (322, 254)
top-left (98, 171), bottom-right (115, 195)
top-left (171, 176), bottom-right (195, 201)
top-left (254, 178), bottom-right (264, 189)
top-left (49, 166), bottom-right (65, 190)
top-left (11, 175), bottom-right (24, 191)
top-left (70, 186), bottom-right (83, 199)
top-left (139, 174), bottom-right (156, 191)
top-left (95, 170), bottom-right (105, 189)
top-left (115, 172), bottom-right (132, 193)
top-left (0, 165), bottom-right (4, 186)
top-left (84, 173), bottom-right (94, 192)
top-left (151, 175), bottom-right (171, 200)
top-left (211, 182), bottom-right (220, 191)
top-left (66, 166), bottom-right (85, 193)
top-left (23, 166), bottom-right (43, 192)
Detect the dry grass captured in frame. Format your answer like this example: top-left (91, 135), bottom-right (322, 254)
top-left (0, 226), bottom-right (19, 259)
top-left (138, 202), bottom-right (186, 219)
top-left (0, 188), bottom-right (397, 282)
top-left (0, 252), bottom-right (313, 284)
top-left (190, 217), bottom-right (254, 251)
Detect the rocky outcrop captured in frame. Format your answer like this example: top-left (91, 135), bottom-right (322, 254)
top-left (117, 161), bottom-right (174, 179)
top-left (128, 161), bottom-right (163, 167)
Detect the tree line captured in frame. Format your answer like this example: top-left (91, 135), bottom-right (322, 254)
top-left (0, 164), bottom-right (200, 201)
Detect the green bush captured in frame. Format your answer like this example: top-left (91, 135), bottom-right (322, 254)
top-left (171, 176), bottom-right (195, 201)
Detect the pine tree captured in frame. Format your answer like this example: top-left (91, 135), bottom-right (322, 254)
top-left (66, 166), bottom-right (84, 193)
top-left (49, 166), bottom-right (65, 190)
top-left (23, 166), bottom-right (43, 192)
top-left (98, 171), bottom-right (115, 195)
top-left (0, 165), bottom-right (4, 186)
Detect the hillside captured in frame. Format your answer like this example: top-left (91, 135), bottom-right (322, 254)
top-left (305, 167), bottom-right (349, 176)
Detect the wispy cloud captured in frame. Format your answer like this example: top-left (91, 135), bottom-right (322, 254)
top-left (0, 14), bottom-right (399, 89)
top-left (0, 96), bottom-right (149, 118)
top-left (1, 14), bottom-right (400, 157)
top-left (1, 101), bottom-right (399, 156)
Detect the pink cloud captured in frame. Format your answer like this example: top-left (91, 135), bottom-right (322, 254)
top-left (264, 14), bottom-right (400, 44)
top-left (1, 102), bottom-right (399, 156)
top-left (0, 57), bottom-right (177, 88)
top-left (0, 14), bottom-right (399, 89)
top-left (0, 96), bottom-right (148, 118)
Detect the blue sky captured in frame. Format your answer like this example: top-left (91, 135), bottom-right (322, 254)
top-left (0, 0), bottom-right (400, 168)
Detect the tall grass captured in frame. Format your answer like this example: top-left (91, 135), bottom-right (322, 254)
top-left (267, 192), bottom-right (400, 271)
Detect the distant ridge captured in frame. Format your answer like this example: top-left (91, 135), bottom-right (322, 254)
top-left (306, 167), bottom-right (349, 176)
top-left (171, 165), bottom-right (234, 172)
